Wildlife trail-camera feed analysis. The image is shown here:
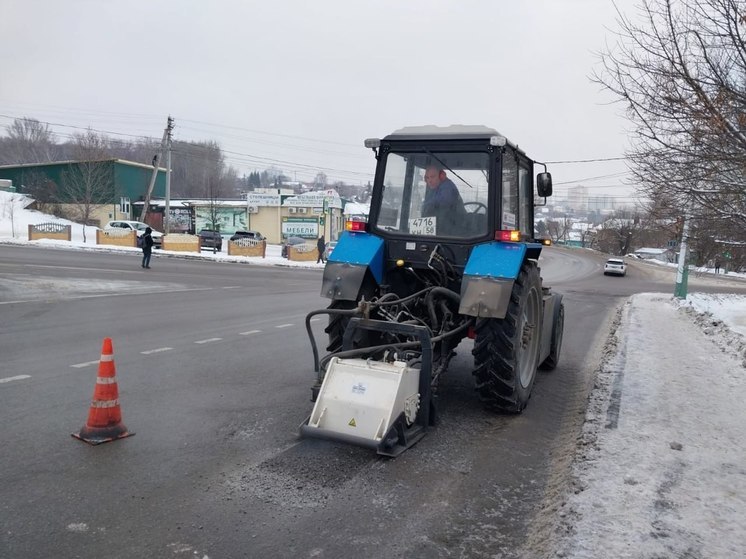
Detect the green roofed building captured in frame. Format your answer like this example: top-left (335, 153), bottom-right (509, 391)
top-left (0, 159), bottom-right (166, 227)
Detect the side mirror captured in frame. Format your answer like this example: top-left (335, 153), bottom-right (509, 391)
top-left (537, 172), bottom-right (553, 197)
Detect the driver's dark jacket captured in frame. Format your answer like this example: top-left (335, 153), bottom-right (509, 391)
top-left (422, 178), bottom-right (466, 235)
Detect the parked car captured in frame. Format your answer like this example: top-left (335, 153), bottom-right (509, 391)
top-left (604, 258), bottom-right (627, 276)
top-left (104, 220), bottom-right (163, 248)
top-left (229, 230), bottom-right (265, 242)
top-left (324, 240), bottom-right (338, 259)
top-left (198, 229), bottom-right (223, 251)
top-left (282, 236), bottom-right (308, 258)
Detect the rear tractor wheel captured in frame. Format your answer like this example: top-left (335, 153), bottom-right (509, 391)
top-left (472, 262), bottom-right (543, 412)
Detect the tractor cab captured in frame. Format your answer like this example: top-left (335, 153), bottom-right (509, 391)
top-left (365, 125), bottom-right (552, 247)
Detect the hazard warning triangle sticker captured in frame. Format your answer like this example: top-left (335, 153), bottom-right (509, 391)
top-left (348, 418), bottom-right (356, 427)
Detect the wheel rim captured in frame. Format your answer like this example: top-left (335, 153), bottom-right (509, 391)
top-left (518, 286), bottom-right (541, 388)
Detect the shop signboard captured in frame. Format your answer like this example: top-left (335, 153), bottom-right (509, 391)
top-left (282, 217), bottom-right (319, 238)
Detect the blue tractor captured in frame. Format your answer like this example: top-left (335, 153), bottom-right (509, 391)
top-left (301, 125), bottom-right (564, 456)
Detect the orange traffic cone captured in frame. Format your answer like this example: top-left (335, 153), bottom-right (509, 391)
top-left (72, 337), bottom-right (135, 445)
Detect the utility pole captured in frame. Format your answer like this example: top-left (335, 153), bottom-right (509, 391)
top-left (140, 116), bottom-right (174, 225)
top-left (164, 120), bottom-right (174, 233)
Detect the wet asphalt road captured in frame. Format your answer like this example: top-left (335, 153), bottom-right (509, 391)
top-left (1, 244), bottom-right (744, 559)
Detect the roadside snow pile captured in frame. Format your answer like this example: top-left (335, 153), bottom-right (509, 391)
top-left (555, 293), bottom-right (746, 559)
top-left (0, 189), bottom-right (100, 242)
top-left (677, 294), bottom-right (746, 367)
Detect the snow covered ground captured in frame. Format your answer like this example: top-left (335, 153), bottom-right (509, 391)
top-left (553, 292), bottom-right (746, 558)
top-left (2, 190), bottom-right (745, 557)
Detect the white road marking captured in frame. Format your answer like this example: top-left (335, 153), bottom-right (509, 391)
top-left (275, 324), bottom-right (293, 329)
top-left (0, 375), bottom-right (31, 384)
top-left (194, 338), bottom-right (222, 344)
top-left (0, 299), bottom-right (38, 305)
top-left (222, 286), bottom-right (242, 289)
top-left (0, 286), bottom-right (215, 306)
top-left (310, 317), bottom-right (322, 322)
top-left (141, 347), bottom-right (173, 355)
top-left (70, 360), bottom-right (99, 369)
top-left (239, 330), bottom-right (262, 335)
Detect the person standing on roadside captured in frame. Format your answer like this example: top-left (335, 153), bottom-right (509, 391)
top-left (141, 227), bottom-right (154, 269)
top-left (316, 235), bottom-right (326, 264)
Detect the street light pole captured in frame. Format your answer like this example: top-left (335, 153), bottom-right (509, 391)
top-left (674, 207), bottom-right (691, 299)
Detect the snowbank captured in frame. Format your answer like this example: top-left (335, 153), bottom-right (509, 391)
top-left (556, 293), bottom-right (746, 558)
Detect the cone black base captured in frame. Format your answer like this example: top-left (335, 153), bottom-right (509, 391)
top-left (71, 424), bottom-right (135, 445)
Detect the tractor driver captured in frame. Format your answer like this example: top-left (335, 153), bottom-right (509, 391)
top-left (421, 165), bottom-right (466, 235)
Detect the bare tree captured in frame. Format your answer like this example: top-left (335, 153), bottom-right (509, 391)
top-left (546, 216), bottom-right (574, 244)
top-left (1, 194), bottom-right (23, 238)
top-left (595, 0), bottom-right (746, 233)
top-left (21, 170), bottom-right (59, 214)
top-left (2, 117), bottom-right (57, 164)
top-left (58, 130), bottom-right (114, 242)
top-left (596, 211), bottom-right (644, 255)
top-left (171, 140), bottom-right (231, 198)
top-left (203, 174), bottom-right (225, 231)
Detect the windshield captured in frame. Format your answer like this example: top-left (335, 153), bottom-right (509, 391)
top-left (373, 151), bottom-right (490, 239)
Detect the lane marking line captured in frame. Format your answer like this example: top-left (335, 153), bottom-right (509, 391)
top-left (275, 324), bottom-right (293, 329)
top-left (0, 375), bottom-right (31, 384)
top-left (239, 330), bottom-right (262, 335)
top-left (222, 286), bottom-right (242, 289)
top-left (0, 286), bottom-right (215, 306)
top-left (310, 318), bottom-right (322, 323)
top-left (71, 360), bottom-right (99, 369)
top-left (141, 347), bottom-right (173, 355)
top-left (194, 338), bottom-right (222, 344)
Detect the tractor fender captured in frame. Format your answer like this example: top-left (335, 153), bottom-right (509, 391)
top-left (320, 231), bottom-right (384, 300)
top-left (539, 291), bottom-right (563, 363)
top-left (458, 241), bottom-right (543, 319)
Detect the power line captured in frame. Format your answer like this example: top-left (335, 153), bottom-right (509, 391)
top-left (178, 119), bottom-right (362, 148)
top-left (0, 113), bottom-right (159, 141)
top-left (0, 110), bottom-right (634, 185)
top-left (545, 156), bottom-right (627, 164)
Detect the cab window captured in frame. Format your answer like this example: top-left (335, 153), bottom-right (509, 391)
top-left (375, 151), bottom-right (489, 239)
top-left (501, 152), bottom-right (518, 230)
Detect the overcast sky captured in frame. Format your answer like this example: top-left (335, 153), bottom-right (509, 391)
top-left (1, 0), bottom-right (641, 203)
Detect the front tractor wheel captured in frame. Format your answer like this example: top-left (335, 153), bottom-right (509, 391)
top-left (472, 262), bottom-right (543, 413)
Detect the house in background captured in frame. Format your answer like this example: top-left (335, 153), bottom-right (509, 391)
top-left (0, 159), bottom-right (166, 227)
top-left (633, 247), bottom-right (674, 263)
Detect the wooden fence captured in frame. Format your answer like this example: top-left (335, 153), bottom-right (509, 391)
top-left (228, 238), bottom-right (266, 257)
top-left (288, 242), bottom-right (320, 262)
top-left (97, 229), bottom-right (137, 247)
top-left (28, 222), bottom-right (71, 242)
top-left (162, 234), bottom-right (200, 253)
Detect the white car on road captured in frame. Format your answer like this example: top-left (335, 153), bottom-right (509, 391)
top-left (604, 258), bottom-right (627, 276)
